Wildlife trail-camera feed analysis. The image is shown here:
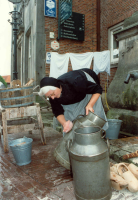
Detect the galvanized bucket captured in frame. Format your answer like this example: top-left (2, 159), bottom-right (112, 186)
top-left (53, 111), bottom-right (107, 170)
top-left (106, 119), bottom-right (122, 139)
top-left (9, 137), bottom-right (33, 166)
top-left (68, 126), bottom-right (112, 200)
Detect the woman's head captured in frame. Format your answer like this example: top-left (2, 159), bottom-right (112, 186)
top-left (39, 77), bottom-right (61, 99)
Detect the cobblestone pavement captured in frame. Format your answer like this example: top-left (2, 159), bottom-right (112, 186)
top-left (0, 127), bottom-right (138, 199)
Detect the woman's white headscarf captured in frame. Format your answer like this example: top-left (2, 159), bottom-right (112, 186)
top-left (38, 86), bottom-right (57, 96)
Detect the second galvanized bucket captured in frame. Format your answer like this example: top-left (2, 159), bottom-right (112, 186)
top-left (68, 126), bottom-right (112, 200)
top-left (105, 119), bottom-right (122, 139)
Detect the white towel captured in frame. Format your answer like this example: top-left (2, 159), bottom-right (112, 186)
top-left (50, 52), bottom-right (70, 78)
top-left (69, 52), bottom-right (94, 70)
top-left (93, 50), bottom-right (110, 75)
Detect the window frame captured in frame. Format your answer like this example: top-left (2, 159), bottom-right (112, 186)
top-left (108, 22), bottom-right (124, 64)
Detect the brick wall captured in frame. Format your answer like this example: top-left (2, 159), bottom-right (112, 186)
top-left (100, 0), bottom-right (138, 90)
top-left (44, 0), bottom-right (138, 92)
top-left (45, 0), bottom-right (97, 76)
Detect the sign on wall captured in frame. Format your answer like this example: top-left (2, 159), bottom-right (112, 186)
top-left (46, 52), bottom-right (51, 64)
top-left (58, 12), bottom-right (85, 41)
top-left (44, 0), bottom-right (57, 18)
top-left (51, 40), bottom-right (59, 50)
top-left (59, 0), bottom-right (72, 24)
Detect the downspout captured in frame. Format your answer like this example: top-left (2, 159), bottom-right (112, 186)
top-left (96, 0), bottom-right (100, 81)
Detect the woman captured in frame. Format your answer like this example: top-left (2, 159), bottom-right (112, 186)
top-left (39, 68), bottom-right (108, 135)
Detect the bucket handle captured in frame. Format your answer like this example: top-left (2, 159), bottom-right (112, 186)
top-left (66, 139), bottom-right (73, 176)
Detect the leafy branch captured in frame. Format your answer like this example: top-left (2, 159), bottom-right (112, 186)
top-left (0, 75), bottom-right (7, 88)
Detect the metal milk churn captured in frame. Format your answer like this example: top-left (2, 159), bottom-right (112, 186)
top-left (54, 111), bottom-right (107, 170)
top-left (68, 126), bottom-right (112, 200)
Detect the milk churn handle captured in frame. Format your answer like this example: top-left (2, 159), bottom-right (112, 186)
top-left (106, 138), bottom-right (110, 155)
top-left (66, 139), bottom-right (73, 152)
top-left (101, 129), bottom-right (106, 139)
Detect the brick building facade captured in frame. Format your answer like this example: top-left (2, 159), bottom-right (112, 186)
top-left (45, 0), bottom-right (138, 91)
top-left (100, 0), bottom-right (138, 90)
top-left (15, 0), bottom-right (138, 89)
top-left (45, 0), bottom-right (98, 76)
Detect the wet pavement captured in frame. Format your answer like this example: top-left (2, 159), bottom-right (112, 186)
top-left (0, 128), bottom-right (75, 200)
top-left (1, 127), bottom-right (138, 199)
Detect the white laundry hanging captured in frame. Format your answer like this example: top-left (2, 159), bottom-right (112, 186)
top-left (69, 52), bottom-right (94, 70)
top-left (93, 50), bottom-right (110, 75)
top-left (49, 52), bottom-right (70, 78)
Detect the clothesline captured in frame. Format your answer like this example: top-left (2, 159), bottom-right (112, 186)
top-left (49, 51), bottom-right (110, 78)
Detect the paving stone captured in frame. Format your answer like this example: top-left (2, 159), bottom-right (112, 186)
top-left (110, 137), bottom-right (138, 167)
top-left (1, 127), bottom-right (138, 199)
top-left (111, 188), bottom-right (138, 200)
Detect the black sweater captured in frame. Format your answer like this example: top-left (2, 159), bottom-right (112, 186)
top-left (49, 68), bottom-right (102, 117)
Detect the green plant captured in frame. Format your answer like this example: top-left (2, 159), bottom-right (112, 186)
top-left (0, 75), bottom-right (7, 88)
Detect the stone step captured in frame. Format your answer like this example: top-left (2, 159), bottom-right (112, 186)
top-left (41, 110), bottom-right (52, 114)
top-left (56, 126), bottom-right (62, 133)
top-left (43, 120), bottom-right (62, 132)
top-left (41, 113), bottom-right (54, 121)
top-left (43, 120), bottom-right (53, 127)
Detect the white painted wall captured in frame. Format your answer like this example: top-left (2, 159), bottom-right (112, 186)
top-left (0, 0), bottom-right (13, 76)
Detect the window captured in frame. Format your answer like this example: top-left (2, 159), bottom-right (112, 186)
top-left (108, 22), bottom-right (123, 64)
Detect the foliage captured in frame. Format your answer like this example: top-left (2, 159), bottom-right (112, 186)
top-left (0, 75), bottom-right (7, 88)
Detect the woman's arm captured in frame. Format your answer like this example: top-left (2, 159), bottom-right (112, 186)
top-left (57, 115), bottom-right (73, 133)
top-left (57, 114), bottom-right (66, 126)
top-left (85, 93), bottom-right (101, 115)
top-left (50, 99), bottom-right (73, 132)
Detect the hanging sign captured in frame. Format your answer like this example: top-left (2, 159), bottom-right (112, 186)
top-left (59, 0), bottom-right (72, 24)
top-left (44, 0), bottom-right (57, 18)
top-left (8, 0), bottom-right (22, 3)
top-left (51, 40), bottom-right (59, 50)
top-left (46, 52), bottom-right (51, 64)
top-left (58, 12), bottom-right (85, 41)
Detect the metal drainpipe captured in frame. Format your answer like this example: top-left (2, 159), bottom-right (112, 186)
top-left (9, 4), bottom-right (22, 80)
top-left (96, 0), bottom-right (100, 81)
top-left (13, 6), bottom-right (18, 80)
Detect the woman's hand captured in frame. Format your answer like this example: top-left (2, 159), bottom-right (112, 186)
top-left (85, 93), bottom-right (101, 115)
top-left (57, 115), bottom-right (73, 133)
top-left (86, 104), bottom-right (94, 115)
top-left (63, 120), bottom-right (73, 133)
